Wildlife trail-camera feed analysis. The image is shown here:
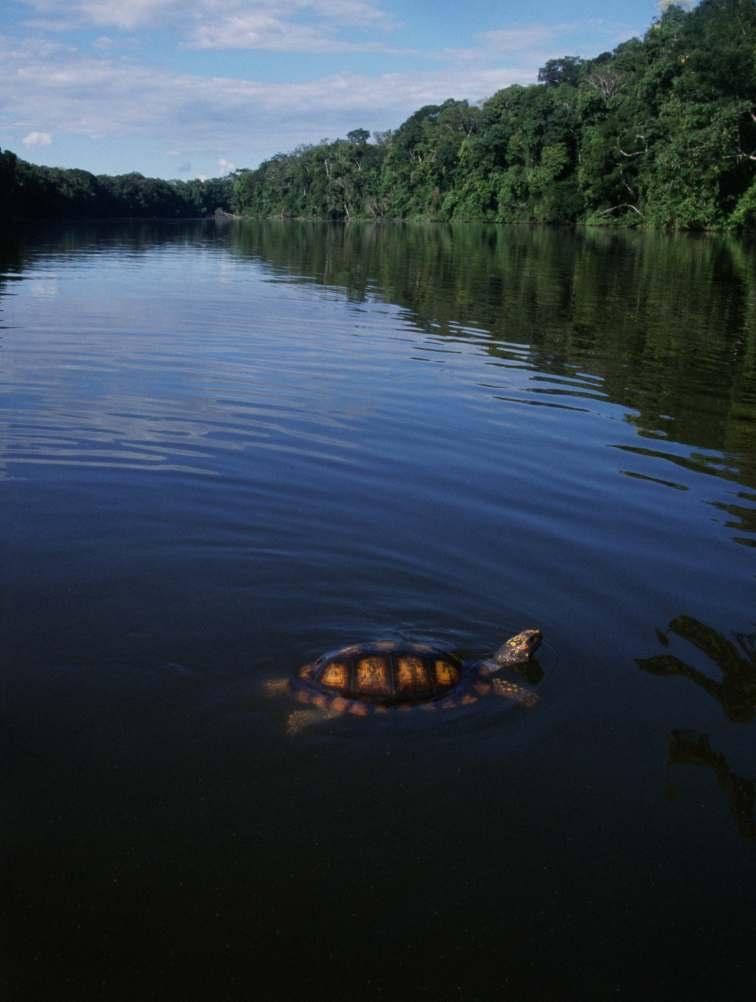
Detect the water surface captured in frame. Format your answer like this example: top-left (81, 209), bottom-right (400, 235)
top-left (3, 221), bottom-right (755, 1001)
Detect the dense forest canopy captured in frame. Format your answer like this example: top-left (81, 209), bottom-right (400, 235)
top-left (0, 155), bottom-right (234, 222)
top-left (1, 1), bottom-right (754, 229)
top-left (233, 1), bottom-right (756, 230)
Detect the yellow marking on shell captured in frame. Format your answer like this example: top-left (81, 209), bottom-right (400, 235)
top-left (321, 661), bottom-right (349, 690)
top-left (461, 693), bottom-right (478, 706)
top-left (434, 660), bottom-right (459, 688)
top-left (312, 693), bottom-right (329, 709)
top-left (356, 656), bottom-right (391, 696)
top-left (398, 703), bottom-right (413, 713)
top-left (263, 678), bottom-right (290, 697)
top-left (330, 696), bottom-right (349, 713)
top-left (298, 664), bottom-right (314, 680)
top-left (349, 702), bottom-right (369, 717)
top-left (397, 656), bottom-right (430, 693)
top-left (338, 645), bottom-right (361, 656)
top-left (413, 643), bottom-right (433, 653)
top-left (375, 640), bottom-right (397, 651)
top-left (473, 681), bottom-right (492, 696)
top-left (296, 689), bottom-right (312, 705)
top-left (492, 678), bottom-right (540, 708)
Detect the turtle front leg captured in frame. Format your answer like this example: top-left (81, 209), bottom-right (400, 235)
top-left (475, 667), bottom-right (539, 707)
top-left (491, 677), bottom-right (540, 708)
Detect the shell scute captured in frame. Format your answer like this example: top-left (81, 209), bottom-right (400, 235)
top-left (356, 656), bottom-right (392, 696)
top-left (321, 661), bottom-right (349, 690)
top-left (396, 656), bottom-right (432, 696)
top-left (311, 644), bottom-right (463, 705)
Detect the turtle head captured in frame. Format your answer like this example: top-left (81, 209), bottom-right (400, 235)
top-left (493, 628), bottom-right (542, 666)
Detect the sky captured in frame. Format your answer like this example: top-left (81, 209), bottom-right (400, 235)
top-left (2, 1), bottom-right (664, 180)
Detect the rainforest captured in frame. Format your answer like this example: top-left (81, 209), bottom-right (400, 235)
top-left (2, 1), bottom-right (755, 230)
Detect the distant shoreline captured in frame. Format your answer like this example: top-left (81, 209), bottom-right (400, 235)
top-left (3, 215), bottom-right (747, 236)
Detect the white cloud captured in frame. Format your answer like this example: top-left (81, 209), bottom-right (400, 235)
top-left (188, 11), bottom-right (395, 52)
top-left (441, 21), bottom-right (628, 66)
top-left (21, 0), bottom-right (182, 31)
top-left (3, 9), bottom-right (640, 175)
top-left (0, 33), bottom-right (541, 171)
top-left (19, 0), bottom-right (396, 43)
top-left (0, 32), bottom-right (537, 140)
top-left (480, 24), bottom-right (578, 53)
top-left (22, 130), bottom-right (53, 147)
top-left (217, 157), bottom-right (235, 174)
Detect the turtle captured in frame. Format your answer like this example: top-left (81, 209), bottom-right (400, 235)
top-left (263, 628), bottom-right (543, 734)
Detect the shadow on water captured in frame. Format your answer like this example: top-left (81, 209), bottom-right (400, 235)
top-left (638, 616), bottom-right (756, 840)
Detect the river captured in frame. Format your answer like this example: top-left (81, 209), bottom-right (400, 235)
top-left (3, 221), bottom-right (755, 1001)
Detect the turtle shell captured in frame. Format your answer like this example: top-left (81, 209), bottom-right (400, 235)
top-left (299, 642), bottom-right (464, 705)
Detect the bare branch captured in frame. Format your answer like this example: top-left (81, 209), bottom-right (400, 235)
top-left (597, 203), bottom-right (645, 218)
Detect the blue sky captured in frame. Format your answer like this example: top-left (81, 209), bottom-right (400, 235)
top-left (2, 1), bottom-right (664, 179)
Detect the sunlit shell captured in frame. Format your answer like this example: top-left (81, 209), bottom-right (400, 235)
top-left (308, 645), bottom-right (465, 705)
top-left (434, 660), bottom-right (459, 687)
top-left (396, 656), bottom-right (431, 694)
top-left (321, 661), bottom-right (349, 689)
top-left (356, 656), bottom-right (392, 695)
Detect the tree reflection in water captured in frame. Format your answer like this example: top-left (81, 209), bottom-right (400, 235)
top-left (639, 616), bottom-right (756, 840)
top-left (667, 730), bottom-right (755, 841)
top-left (639, 615), bottom-right (755, 723)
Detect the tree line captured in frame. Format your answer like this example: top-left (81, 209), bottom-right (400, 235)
top-left (0, 152), bottom-right (233, 222)
top-left (233, 1), bottom-right (756, 230)
top-left (1, 1), bottom-right (753, 229)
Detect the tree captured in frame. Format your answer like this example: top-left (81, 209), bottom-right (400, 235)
top-left (538, 57), bottom-right (585, 87)
top-left (5, 0), bottom-right (754, 230)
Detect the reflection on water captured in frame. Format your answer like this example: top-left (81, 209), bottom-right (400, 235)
top-left (2, 222), bottom-right (754, 545)
top-left (638, 616), bottom-right (756, 723)
top-left (667, 730), bottom-right (755, 841)
top-left (640, 618), bottom-right (755, 842)
top-left (3, 221), bottom-right (756, 1002)
top-left (228, 222), bottom-right (756, 496)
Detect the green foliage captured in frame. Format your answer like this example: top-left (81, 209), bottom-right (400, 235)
top-left (0, 149), bottom-right (233, 222)
top-left (538, 57), bottom-right (585, 87)
top-left (2, 0), bottom-right (754, 230)
top-left (731, 179), bottom-right (756, 229)
top-left (230, 0), bottom-right (755, 231)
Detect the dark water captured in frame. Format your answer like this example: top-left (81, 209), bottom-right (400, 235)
top-left (3, 221), bottom-right (755, 1001)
